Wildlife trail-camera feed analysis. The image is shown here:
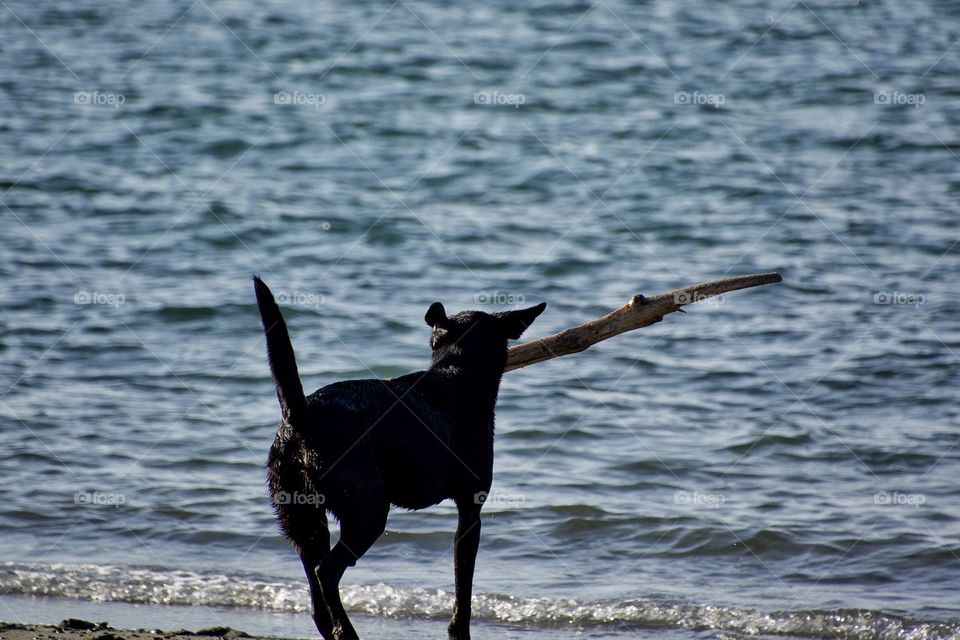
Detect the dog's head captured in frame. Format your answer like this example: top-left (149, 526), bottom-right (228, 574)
top-left (424, 301), bottom-right (546, 370)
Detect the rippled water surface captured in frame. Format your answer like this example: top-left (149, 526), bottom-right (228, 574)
top-left (2, 1), bottom-right (959, 638)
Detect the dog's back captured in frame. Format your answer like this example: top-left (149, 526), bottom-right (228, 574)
top-left (269, 374), bottom-right (476, 518)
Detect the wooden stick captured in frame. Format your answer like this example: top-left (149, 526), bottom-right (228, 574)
top-left (504, 272), bottom-right (783, 372)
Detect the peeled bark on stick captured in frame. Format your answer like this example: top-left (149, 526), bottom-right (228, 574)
top-left (504, 272), bottom-right (783, 373)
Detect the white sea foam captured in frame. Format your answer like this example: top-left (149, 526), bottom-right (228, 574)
top-left (1, 563), bottom-right (957, 639)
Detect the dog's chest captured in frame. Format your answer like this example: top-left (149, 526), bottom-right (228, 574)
top-left (375, 418), bottom-right (494, 508)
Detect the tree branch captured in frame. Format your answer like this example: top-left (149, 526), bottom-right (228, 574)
top-left (505, 272), bottom-right (783, 372)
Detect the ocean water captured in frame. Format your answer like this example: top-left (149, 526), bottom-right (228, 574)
top-left (2, 0), bottom-right (959, 638)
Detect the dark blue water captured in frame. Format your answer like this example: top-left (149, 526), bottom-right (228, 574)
top-left (2, 1), bottom-right (959, 638)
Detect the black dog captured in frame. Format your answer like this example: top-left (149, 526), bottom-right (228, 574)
top-left (253, 276), bottom-right (545, 640)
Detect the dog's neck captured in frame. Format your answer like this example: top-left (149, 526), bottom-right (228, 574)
top-left (427, 347), bottom-right (507, 418)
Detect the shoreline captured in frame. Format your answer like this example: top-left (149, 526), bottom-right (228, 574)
top-left (0, 613), bottom-right (488, 640)
top-left (0, 621), bottom-right (266, 640)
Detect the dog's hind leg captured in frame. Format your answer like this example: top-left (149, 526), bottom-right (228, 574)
top-left (317, 503), bottom-right (388, 640)
top-left (300, 528), bottom-right (334, 640)
top-left (302, 552), bottom-right (335, 640)
top-left (448, 498), bottom-right (482, 640)
top-left (291, 509), bottom-right (335, 639)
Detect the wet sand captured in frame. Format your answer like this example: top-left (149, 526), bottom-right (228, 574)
top-left (0, 621), bottom-right (264, 640)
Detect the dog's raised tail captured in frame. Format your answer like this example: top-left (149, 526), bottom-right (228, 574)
top-left (253, 276), bottom-right (306, 423)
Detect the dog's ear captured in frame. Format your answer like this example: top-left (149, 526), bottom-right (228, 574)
top-left (495, 302), bottom-right (547, 340)
top-left (425, 302), bottom-right (448, 328)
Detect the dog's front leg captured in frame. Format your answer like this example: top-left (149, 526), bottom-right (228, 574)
top-left (448, 497), bottom-right (482, 640)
